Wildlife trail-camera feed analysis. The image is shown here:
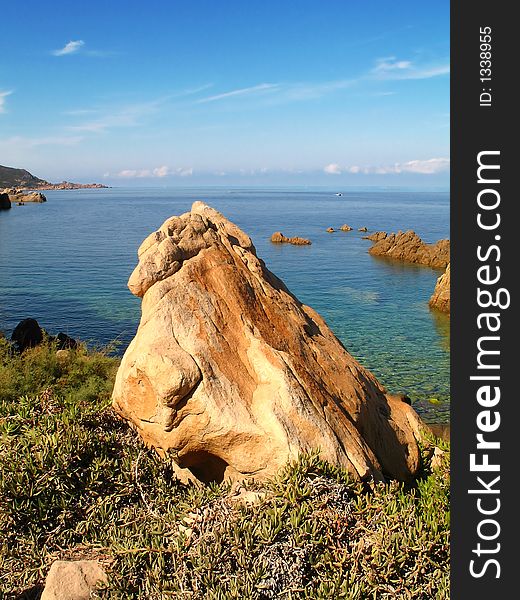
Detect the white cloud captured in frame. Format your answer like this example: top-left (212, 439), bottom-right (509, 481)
top-left (175, 167), bottom-right (193, 177)
top-left (53, 40), bottom-right (85, 56)
top-left (117, 169), bottom-right (151, 178)
top-left (196, 83), bottom-right (279, 104)
top-left (113, 165), bottom-right (192, 178)
top-left (152, 165), bottom-right (170, 177)
top-left (340, 158), bottom-right (450, 175)
top-left (324, 163), bottom-right (342, 175)
top-left (0, 90), bottom-right (13, 114)
top-left (395, 158), bottom-right (450, 174)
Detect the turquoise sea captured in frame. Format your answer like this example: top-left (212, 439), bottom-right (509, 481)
top-left (0, 187), bottom-right (450, 422)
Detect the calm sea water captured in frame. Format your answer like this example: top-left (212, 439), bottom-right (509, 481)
top-left (0, 187), bottom-right (450, 422)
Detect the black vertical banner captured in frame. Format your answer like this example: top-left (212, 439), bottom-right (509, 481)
top-left (451, 1), bottom-right (515, 598)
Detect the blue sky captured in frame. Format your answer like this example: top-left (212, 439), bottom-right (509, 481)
top-left (0, 1), bottom-right (449, 187)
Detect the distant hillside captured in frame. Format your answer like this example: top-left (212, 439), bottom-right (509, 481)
top-left (0, 164), bottom-right (108, 190)
top-left (0, 165), bottom-right (48, 188)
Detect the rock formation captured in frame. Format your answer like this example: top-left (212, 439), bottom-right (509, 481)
top-left (2, 188), bottom-right (46, 203)
top-left (270, 232), bottom-right (312, 245)
top-left (429, 263), bottom-right (450, 314)
top-left (113, 202), bottom-right (426, 486)
top-left (0, 192), bottom-right (11, 209)
top-left (365, 230), bottom-right (450, 269)
top-left (339, 224), bottom-right (353, 231)
top-left (358, 227), bottom-right (368, 232)
top-left (326, 227), bottom-right (334, 233)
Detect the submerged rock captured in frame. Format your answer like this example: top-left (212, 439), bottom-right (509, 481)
top-left (113, 202), bottom-right (425, 485)
top-left (429, 263), bottom-right (450, 314)
top-left (270, 232), bottom-right (312, 245)
top-left (326, 227), bottom-right (334, 233)
top-left (339, 224), bottom-right (353, 231)
top-left (366, 230), bottom-right (450, 269)
top-left (358, 226), bottom-right (368, 232)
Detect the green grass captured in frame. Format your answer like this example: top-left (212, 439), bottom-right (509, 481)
top-left (0, 339), bottom-right (450, 599)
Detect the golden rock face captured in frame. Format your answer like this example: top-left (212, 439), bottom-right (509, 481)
top-left (113, 202), bottom-right (424, 484)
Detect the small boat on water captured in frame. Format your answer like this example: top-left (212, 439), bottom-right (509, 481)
top-left (335, 193), bottom-right (343, 196)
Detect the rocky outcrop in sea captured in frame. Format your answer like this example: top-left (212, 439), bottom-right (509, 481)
top-left (365, 230), bottom-right (450, 269)
top-left (270, 232), bottom-right (312, 245)
top-left (2, 188), bottom-right (47, 203)
top-left (112, 202), bottom-right (425, 485)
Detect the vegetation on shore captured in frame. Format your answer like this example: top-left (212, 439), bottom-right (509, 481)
top-left (0, 339), bottom-right (450, 599)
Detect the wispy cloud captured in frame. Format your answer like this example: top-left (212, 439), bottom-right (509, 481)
top-left (68, 99), bottom-right (163, 133)
top-left (0, 135), bottom-right (83, 148)
top-left (196, 83), bottom-right (279, 104)
top-left (0, 90), bottom-right (13, 114)
top-left (192, 55), bottom-right (447, 109)
top-left (324, 158), bottom-right (450, 175)
top-left (52, 40), bottom-right (85, 56)
top-left (371, 57), bottom-right (449, 80)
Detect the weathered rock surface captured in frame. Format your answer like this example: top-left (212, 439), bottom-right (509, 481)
top-left (429, 263), bottom-right (450, 314)
top-left (365, 230), bottom-right (450, 269)
top-left (339, 224), bottom-right (353, 231)
top-left (41, 560), bottom-right (107, 600)
top-left (2, 187), bottom-right (47, 203)
top-left (270, 232), bottom-right (312, 245)
top-left (113, 202), bottom-right (426, 485)
top-left (0, 192), bottom-right (11, 209)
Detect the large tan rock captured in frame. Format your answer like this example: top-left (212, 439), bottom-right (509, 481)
top-left (40, 560), bottom-right (107, 600)
top-left (429, 263), bottom-right (450, 314)
top-left (112, 202), bottom-right (425, 485)
top-left (2, 188), bottom-right (47, 203)
top-left (366, 230), bottom-right (449, 268)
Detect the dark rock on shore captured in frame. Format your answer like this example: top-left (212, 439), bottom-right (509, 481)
top-left (0, 192), bottom-right (11, 210)
top-left (55, 332), bottom-right (79, 350)
top-left (9, 318), bottom-right (78, 353)
top-left (11, 318), bottom-right (44, 352)
top-left (365, 230), bottom-right (450, 269)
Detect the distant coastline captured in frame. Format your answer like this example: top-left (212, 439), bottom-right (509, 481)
top-left (0, 164), bottom-right (108, 191)
top-left (27, 181), bottom-right (109, 190)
